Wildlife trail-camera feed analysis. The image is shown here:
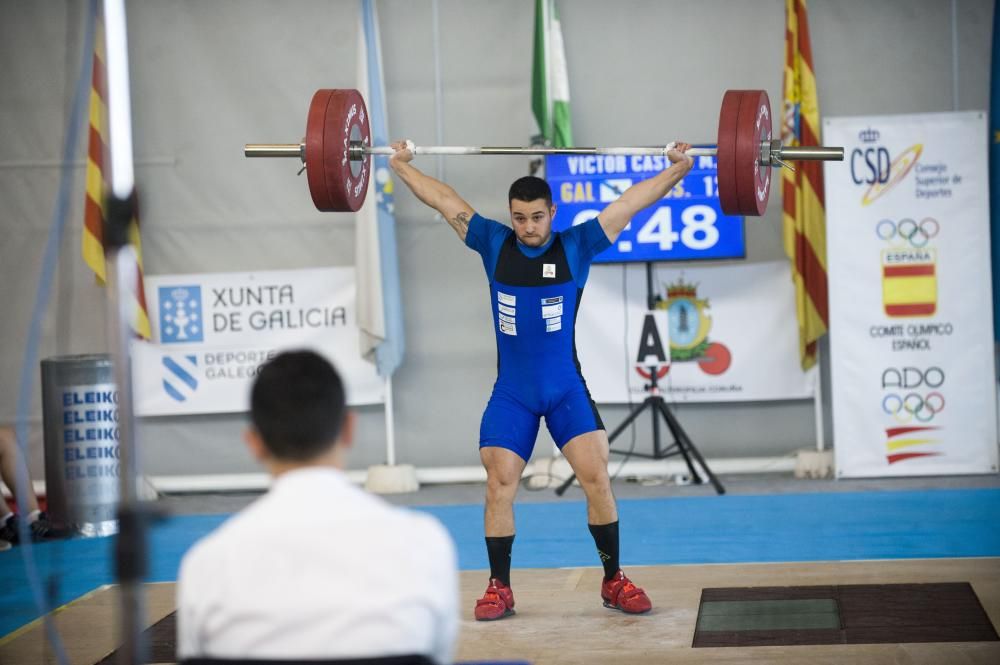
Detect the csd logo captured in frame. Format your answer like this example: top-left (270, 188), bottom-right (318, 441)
top-left (851, 148), bottom-right (890, 185)
top-left (851, 127), bottom-right (888, 184)
top-left (850, 128), bottom-right (923, 206)
top-left (881, 366), bottom-right (944, 390)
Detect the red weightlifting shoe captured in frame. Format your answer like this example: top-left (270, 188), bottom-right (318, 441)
top-left (601, 570), bottom-right (652, 614)
top-left (474, 578), bottom-right (515, 621)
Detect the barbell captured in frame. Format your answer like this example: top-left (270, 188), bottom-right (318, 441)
top-left (245, 88), bottom-right (843, 216)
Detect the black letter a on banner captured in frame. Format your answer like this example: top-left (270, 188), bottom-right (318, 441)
top-left (636, 314), bottom-right (667, 366)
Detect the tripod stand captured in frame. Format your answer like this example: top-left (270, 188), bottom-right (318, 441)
top-left (555, 262), bottom-right (725, 496)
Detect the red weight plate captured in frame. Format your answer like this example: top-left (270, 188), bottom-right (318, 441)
top-left (320, 89), bottom-right (371, 212)
top-left (733, 89), bottom-right (772, 216)
top-left (716, 90), bottom-right (745, 216)
top-left (305, 89), bottom-right (334, 211)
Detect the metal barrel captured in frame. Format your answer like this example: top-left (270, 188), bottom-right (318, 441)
top-left (40, 354), bottom-right (121, 537)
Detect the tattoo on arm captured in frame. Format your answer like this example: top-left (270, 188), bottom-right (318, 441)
top-left (449, 212), bottom-right (470, 239)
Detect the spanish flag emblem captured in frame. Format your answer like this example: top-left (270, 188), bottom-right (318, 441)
top-left (882, 248), bottom-right (936, 317)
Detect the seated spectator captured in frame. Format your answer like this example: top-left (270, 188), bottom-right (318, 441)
top-left (177, 350), bottom-right (459, 663)
top-left (0, 425), bottom-right (54, 551)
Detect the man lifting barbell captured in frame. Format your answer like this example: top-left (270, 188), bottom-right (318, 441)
top-left (243, 86), bottom-right (844, 620)
top-left (389, 138), bottom-right (695, 620)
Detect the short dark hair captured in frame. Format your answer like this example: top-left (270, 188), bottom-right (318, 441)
top-left (250, 350), bottom-right (346, 461)
top-left (508, 175), bottom-right (552, 207)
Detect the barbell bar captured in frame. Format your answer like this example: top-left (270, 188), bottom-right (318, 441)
top-left (246, 143), bottom-right (842, 160)
top-left (245, 88), bottom-right (844, 216)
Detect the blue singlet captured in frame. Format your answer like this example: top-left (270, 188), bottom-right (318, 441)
top-left (465, 213), bottom-right (612, 461)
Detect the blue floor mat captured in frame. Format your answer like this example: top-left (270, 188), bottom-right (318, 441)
top-left (2, 488), bottom-right (998, 637)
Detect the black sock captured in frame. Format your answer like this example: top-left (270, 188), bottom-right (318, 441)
top-left (485, 535), bottom-right (514, 586)
top-left (588, 521), bottom-right (620, 581)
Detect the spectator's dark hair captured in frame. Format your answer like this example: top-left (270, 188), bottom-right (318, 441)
top-left (250, 350), bottom-right (346, 461)
top-left (508, 176), bottom-right (553, 207)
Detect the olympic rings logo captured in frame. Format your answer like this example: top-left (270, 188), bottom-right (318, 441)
top-left (881, 392), bottom-right (945, 422)
top-left (876, 217), bottom-right (939, 248)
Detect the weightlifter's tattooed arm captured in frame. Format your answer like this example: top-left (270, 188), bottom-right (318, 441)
top-left (447, 211), bottom-right (472, 241)
top-left (388, 139), bottom-right (476, 242)
top-left (597, 142), bottom-right (694, 244)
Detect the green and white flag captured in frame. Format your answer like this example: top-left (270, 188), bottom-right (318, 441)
top-left (532, 0), bottom-right (573, 148)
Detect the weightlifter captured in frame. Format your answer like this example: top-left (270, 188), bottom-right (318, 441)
top-left (389, 139), bottom-right (694, 620)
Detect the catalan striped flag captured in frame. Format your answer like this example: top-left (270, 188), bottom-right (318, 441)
top-left (782, 0), bottom-right (827, 369)
top-left (82, 13), bottom-right (151, 339)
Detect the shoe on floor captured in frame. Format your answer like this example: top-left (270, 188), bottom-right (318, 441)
top-left (30, 512), bottom-right (57, 540)
top-left (601, 570), bottom-right (652, 614)
top-left (474, 577), bottom-right (515, 621)
top-left (0, 512), bottom-right (62, 545)
top-left (0, 514), bottom-right (19, 545)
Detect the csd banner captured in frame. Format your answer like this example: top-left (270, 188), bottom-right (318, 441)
top-left (824, 112), bottom-right (998, 477)
top-left (577, 261), bottom-right (814, 403)
top-left (132, 267), bottom-right (384, 416)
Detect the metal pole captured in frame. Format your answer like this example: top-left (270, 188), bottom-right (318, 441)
top-left (813, 344), bottom-right (826, 452)
top-left (244, 143), bottom-right (710, 158)
top-left (104, 0), bottom-right (134, 200)
top-left (104, 233), bottom-right (146, 665)
top-left (775, 146), bottom-right (844, 161)
top-left (243, 143), bottom-right (304, 158)
top-left (430, 0), bottom-right (445, 181)
top-left (951, 0), bottom-right (960, 111)
top-left (366, 145), bottom-right (718, 157)
top-left (244, 143), bottom-right (845, 162)
top-left (103, 1), bottom-right (148, 662)
top-left (384, 375), bottom-right (396, 466)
